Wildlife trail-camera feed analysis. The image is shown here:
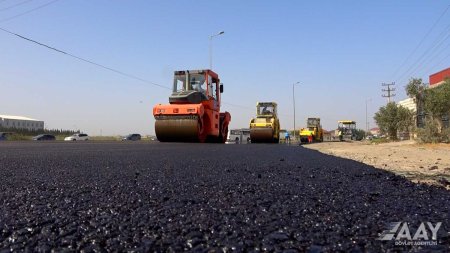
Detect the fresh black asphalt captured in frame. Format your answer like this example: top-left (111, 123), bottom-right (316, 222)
top-left (0, 142), bottom-right (449, 252)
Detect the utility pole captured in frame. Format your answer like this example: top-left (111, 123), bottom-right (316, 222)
top-left (365, 98), bottom-right (371, 134)
top-left (292, 82), bottom-right (300, 141)
top-left (382, 82), bottom-right (396, 103)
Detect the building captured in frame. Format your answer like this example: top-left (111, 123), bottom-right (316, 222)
top-left (370, 127), bottom-right (380, 136)
top-left (397, 97), bottom-right (422, 128)
top-left (0, 115), bottom-right (44, 131)
top-left (397, 97), bottom-right (416, 112)
top-left (429, 67), bottom-right (450, 87)
top-left (429, 67), bottom-right (450, 127)
top-left (396, 67), bottom-right (449, 129)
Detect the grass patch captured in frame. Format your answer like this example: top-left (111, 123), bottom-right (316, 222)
top-left (370, 138), bottom-right (391, 144)
top-left (7, 134), bottom-right (31, 141)
top-left (90, 136), bottom-right (122, 141)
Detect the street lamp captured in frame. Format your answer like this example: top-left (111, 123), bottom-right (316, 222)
top-left (365, 98), bottom-right (372, 134)
top-left (292, 81), bottom-right (300, 141)
top-left (209, 31), bottom-right (224, 69)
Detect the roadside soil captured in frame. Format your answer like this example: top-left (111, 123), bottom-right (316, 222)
top-left (303, 140), bottom-right (450, 188)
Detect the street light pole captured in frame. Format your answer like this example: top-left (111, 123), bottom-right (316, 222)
top-left (209, 31), bottom-right (224, 69)
top-left (292, 81), bottom-right (300, 141)
top-left (365, 98), bottom-right (371, 134)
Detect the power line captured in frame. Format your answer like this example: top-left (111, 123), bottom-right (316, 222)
top-left (0, 26), bottom-right (171, 90)
top-left (420, 39), bottom-right (450, 76)
top-left (222, 101), bottom-right (254, 111)
top-left (0, 26), bottom-right (261, 111)
top-left (410, 32), bottom-right (450, 76)
top-left (0, 0), bottom-right (60, 23)
top-left (0, 0), bottom-right (33, 11)
top-left (425, 48), bottom-right (450, 74)
top-left (396, 29), bottom-right (450, 83)
top-left (392, 5), bottom-right (450, 81)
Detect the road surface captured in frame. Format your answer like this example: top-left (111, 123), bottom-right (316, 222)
top-left (0, 142), bottom-right (449, 252)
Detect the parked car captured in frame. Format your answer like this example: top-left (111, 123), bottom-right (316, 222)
top-left (64, 133), bottom-right (89, 141)
top-left (32, 134), bottom-right (56, 141)
top-left (122, 133), bottom-right (141, 141)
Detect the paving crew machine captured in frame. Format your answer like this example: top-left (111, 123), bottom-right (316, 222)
top-left (299, 117), bottom-right (324, 144)
top-left (153, 69), bottom-right (231, 143)
top-left (336, 120), bottom-right (357, 141)
top-left (249, 102), bottom-right (280, 143)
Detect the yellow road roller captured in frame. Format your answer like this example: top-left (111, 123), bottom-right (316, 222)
top-left (299, 117), bottom-right (324, 144)
top-left (249, 102), bottom-right (280, 143)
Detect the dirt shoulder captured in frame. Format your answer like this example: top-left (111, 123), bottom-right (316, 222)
top-left (302, 140), bottom-right (450, 188)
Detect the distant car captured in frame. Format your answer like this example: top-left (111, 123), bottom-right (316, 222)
top-left (64, 133), bottom-right (89, 141)
top-left (32, 134), bottom-right (56, 141)
top-left (122, 134), bottom-right (141, 141)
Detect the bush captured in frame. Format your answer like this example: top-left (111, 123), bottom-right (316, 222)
top-left (441, 128), bottom-right (450, 143)
top-left (0, 127), bottom-right (78, 137)
top-left (417, 119), bottom-right (448, 143)
top-left (354, 129), bottom-right (366, 141)
top-left (370, 137), bottom-right (390, 144)
top-left (7, 134), bottom-right (31, 141)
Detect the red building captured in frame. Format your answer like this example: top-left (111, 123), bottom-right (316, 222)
top-left (429, 67), bottom-right (450, 87)
top-left (428, 67), bottom-right (450, 128)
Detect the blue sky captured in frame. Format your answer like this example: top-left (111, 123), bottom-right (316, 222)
top-left (1, 0), bottom-right (449, 135)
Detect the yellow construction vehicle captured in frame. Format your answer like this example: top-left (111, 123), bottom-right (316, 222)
top-left (336, 120), bottom-right (357, 141)
top-left (250, 102), bottom-right (280, 143)
top-left (299, 118), bottom-right (324, 144)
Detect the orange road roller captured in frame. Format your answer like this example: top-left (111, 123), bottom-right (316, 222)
top-left (153, 70), bottom-right (231, 143)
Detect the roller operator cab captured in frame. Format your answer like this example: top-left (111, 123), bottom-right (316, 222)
top-left (153, 70), bottom-right (231, 143)
top-left (249, 102), bottom-right (280, 143)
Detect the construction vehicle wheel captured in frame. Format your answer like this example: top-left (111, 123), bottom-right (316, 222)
top-left (221, 126), bottom-right (228, 143)
top-left (207, 119), bottom-right (228, 143)
top-left (197, 119), bottom-right (207, 143)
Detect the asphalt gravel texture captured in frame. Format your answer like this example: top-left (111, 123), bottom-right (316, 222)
top-left (0, 142), bottom-right (449, 252)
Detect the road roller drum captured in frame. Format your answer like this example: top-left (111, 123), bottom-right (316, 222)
top-left (250, 128), bottom-right (276, 143)
top-left (155, 116), bottom-right (205, 142)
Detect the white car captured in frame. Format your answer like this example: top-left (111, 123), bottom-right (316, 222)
top-left (226, 129), bottom-right (251, 144)
top-left (64, 133), bottom-right (89, 141)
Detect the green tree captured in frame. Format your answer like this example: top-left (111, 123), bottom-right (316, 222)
top-left (424, 79), bottom-right (450, 131)
top-left (406, 78), bottom-right (426, 127)
top-left (404, 78), bottom-right (450, 142)
top-left (374, 102), bottom-right (413, 140)
top-left (406, 78), bottom-right (426, 99)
